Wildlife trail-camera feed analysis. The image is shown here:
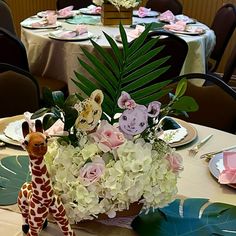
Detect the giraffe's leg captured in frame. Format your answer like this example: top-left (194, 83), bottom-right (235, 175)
top-left (27, 201), bottom-right (49, 236)
top-left (50, 196), bottom-right (75, 236)
top-left (17, 183), bottom-right (31, 233)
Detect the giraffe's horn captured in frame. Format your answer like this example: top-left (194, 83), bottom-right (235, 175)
top-left (22, 121), bottom-right (30, 138)
top-left (35, 120), bottom-right (43, 133)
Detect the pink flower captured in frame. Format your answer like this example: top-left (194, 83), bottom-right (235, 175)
top-left (44, 119), bottom-right (65, 136)
top-left (90, 120), bottom-right (125, 152)
top-left (79, 156), bottom-right (105, 186)
top-left (118, 91), bottom-right (136, 109)
top-left (166, 152), bottom-right (183, 173)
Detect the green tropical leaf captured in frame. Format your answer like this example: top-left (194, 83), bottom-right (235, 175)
top-left (103, 32), bottom-right (123, 67)
top-left (175, 78), bottom-right (188, 98)
top-left (31, 107), bottom-right (50, 119)
top-left (131, 198), bottom-right (236, 236)
top-left (172, 96), bottom-right (199, 112)
top-left (73, 24), bottom-right (197, 123)
top-left (52, 90), bottom-right (65, 108)
top-left (43, 113), bottom-right (59, 130)
top-left (64, 107), bottom-right (78, 131)
top-left (0, 155), bottom-right (30, 205)
top-left (90, 40), bottom-right (120, 79)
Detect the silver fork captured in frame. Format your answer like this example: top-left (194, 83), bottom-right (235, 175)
top-left (200, 144), bottom-right (236, 160)
top-left (188, 134), bottom-right (213, 156)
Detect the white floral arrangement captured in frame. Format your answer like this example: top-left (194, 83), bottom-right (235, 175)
top-left (93, 0), bottom-right (141, 9)
top-left (36, 89), bottom-right (184, 223)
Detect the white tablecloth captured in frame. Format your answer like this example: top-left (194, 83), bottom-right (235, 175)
top-left (0, 117), bottom-right (235, 235)
top-left (21, 15), bottom-right (215, 94)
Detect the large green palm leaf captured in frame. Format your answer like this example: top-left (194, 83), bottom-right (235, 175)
top-left (131, 198), bottom-right (236, 236)
top-left (0, 155), bottom-right (30, 205)
top-left (73, 24), bottom-right (173, 123)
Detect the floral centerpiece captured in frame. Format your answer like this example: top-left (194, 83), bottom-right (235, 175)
top-left (93, 0), bottom-right (141, 9)
top-left (32, 24), bottom-right (198, 223)
top-left (93, 0), bottom-right (141, 25)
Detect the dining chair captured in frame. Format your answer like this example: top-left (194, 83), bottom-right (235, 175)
top-left (129, 30), bottom-right (188, 91)
top-left (0, 0), bottom-right (16, 35)
top-left (0, 27), bottom-right (68, 98)
top-left (56, 0), bottom-right (93, 10)
top-left (0, 63), bottom-right (40, 118)
top-left (207, 3), bottom-right (236, 73)
top-left (164, 73), bottom-right (236, 133)
top-left (208, 42), bottom-right (236, 85)
top-left (145, 0), bottom-right (183, 15)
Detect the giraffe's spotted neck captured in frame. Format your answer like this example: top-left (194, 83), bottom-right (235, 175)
top-left (29, 154), bottom-right (53, 204)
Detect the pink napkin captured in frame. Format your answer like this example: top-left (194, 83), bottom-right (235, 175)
top-left (127, 25), bottom-right (145, 39)
top-left (159, 10), bottom-right (175, 22)
top-left (138, 7), bottom-right (151, 18)
top-left (31, 14), bottom-right (57, 27)
top-left (58, 5), bottom-right (74, 17)
top-left (218, 152), bottom-right (236, 184)
top-left (87, 4), bottom-right (101, 14)
top-left (163, 20), bottom-right (186, 31)
top-left (60, 25), bottom-right (88, 38)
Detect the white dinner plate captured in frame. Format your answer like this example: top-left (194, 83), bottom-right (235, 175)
top-left (37, 10), bottom-right (75, 19)
top-left (48, 31), bottom-right (94, 41)
top-left (133, 10), bottom-right (159, 18)
top-left (175, 15), bottom-right (196, 24)
top-left (167, 27), bottom-right (206, 35)
top-left (20, 18), bottom-right (62, 29)
top-left (208, 152), bottom-right (236, 189)
top-left (79, 8), bottom-right (101, 15)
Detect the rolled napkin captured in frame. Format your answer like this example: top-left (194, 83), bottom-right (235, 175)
top-left (138, 7), bottom-right (151, 18)
top-left (159, 10), bottom-right (175, 23)
top-left (218, 152), bottom-right (236, 184)
top-left (31, 14), bottom-right (57, 27)
top-left (59, 25), bottom-right (88, 38)
top-left (127, 25), bottom-right (145, 39)
top-left (163, 20), bottom-right (186, 31)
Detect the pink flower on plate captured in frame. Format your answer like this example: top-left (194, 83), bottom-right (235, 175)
top-left (79, 156), bottom-right (105, 186)
top-left (90, 120), bottom-right (125, 152)
top-left (166, 152), bottom-right (183, 173)
top-left (118, 91), bottom-right (136, 109)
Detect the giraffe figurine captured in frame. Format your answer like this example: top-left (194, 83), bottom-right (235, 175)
top-left (17, 120), bottom-right (76, 236)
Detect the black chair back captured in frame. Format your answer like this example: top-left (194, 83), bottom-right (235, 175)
top-left (146, 0), bottom-right (182, 15)
top-left (139, 30), bottom-right (188, 86)
top-left (208, 4), bottom-right (236, 72)
top-left (166, 73), bottom-right (236, 133)
top-left (0, 0), bottom-right (16, 35)
top-left (0, 63), bottom-right (40, 117)
top-left (0, 27), bottom-right (29, 71)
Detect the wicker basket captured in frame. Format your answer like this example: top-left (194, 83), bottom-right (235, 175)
top-left (101, 3), bottom-right (133, 25)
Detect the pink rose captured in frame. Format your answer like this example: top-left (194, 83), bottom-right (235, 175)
top-left (79, 156), bottom-right (105, 186)
top-left (90, 120), bottom-right (125, 152)
top-left (44, 119), bottom-right (65, 136)
top-left (166, 152), bottom-right (183, 173)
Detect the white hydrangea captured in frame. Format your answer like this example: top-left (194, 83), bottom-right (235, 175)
top-left (45, 137), bottom-right (181, 223)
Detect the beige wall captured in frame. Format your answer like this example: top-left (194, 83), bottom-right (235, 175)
top-left (5, 0), bottom-right (236, 73)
